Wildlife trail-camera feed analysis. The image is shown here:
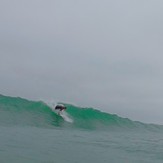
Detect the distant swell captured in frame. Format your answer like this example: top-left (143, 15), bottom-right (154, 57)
top-left (0, 94), bottom-right (162, 131)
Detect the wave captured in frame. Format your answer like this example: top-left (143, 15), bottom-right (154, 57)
top-left (0, 94), bottom-right (162, 131)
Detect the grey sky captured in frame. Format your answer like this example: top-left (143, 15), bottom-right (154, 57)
top-left (1, 0), bottom-right (163, 124)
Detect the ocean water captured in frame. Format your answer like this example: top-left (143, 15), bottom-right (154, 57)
top-left (0, 95), bottom-right (163, 163)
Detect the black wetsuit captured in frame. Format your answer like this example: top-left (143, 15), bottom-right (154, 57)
top-left (55, 105), bottom-right (66, 111)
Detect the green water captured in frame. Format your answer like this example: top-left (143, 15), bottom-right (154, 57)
top-left (0, 94), bottom-right (163, 163)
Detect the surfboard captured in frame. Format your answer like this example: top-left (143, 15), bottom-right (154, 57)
top-left (55, 110), bottom-right (73, 123)
top-left (59, 111), bottom-right (73, 123)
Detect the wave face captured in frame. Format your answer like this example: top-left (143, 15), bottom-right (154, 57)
top-left (0, 94), bottom-right (162, 131)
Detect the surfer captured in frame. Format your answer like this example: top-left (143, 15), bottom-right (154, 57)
top-left (54, 104), bottom-right (73, 122)
top-left (55, 104), bottom-right (66, 115)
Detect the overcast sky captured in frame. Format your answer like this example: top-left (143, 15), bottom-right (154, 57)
top-left (1, 0), bottom-right (163, 124)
